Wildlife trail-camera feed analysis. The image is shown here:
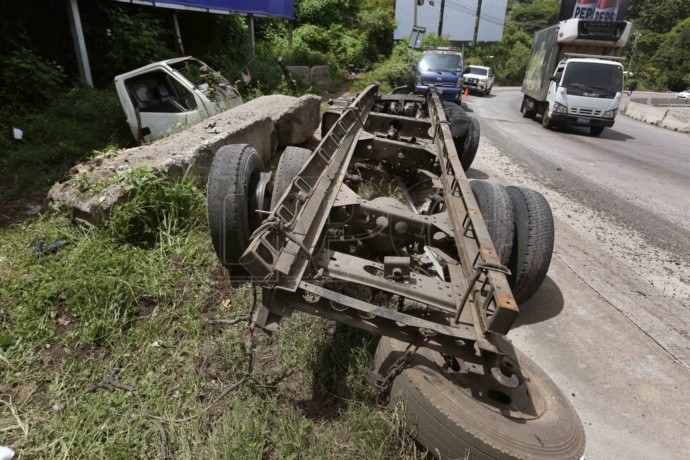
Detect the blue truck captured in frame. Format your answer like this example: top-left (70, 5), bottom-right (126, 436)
top-left (414, 47), bottom-right (464, 102)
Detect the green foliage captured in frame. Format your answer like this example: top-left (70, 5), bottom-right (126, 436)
top-left (108, 168), bottom-right (206, 247)
top-left (421, 34), bottom-right (452, 49)
top-left (622, 2), bottom-right (690, 90)
top-left (0, 87), bottom-right (132, 201)
top-left (0, 216), bottom-right (182, 348)
top-left (627, 0), bottom-right (690, 34)
top-left (104, 5), bottom-right (173, 75)
top-left (296, 0), bottom-right (357, 28)
top-left (290, 0), bottom-right (395, 70)
top-left (0, 47), bottom-right (66, 110)
top-left (292, 22), bottom-right (373, 68)
top-left (181, 14), bottom-right (250, 73)
top-left (293, 24), bottom-right (331, 54)
top-left (356, 0), bottom-right (396, 61)
top-left (0, 211), bottom-right (418, 457)
top-left (650, 17), bottom-right (690, 90)
top-left (477, 22), bottom-right (533, 85)
top-left (509, 0), bottom-right (560, 35)
top-left (354, 42), bottom-right (418, 93)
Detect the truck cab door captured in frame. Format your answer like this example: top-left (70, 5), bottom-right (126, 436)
top-left (123, 69), bottom-right (205, 142)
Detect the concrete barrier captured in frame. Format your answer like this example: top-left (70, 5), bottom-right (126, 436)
top-left (622, 99), bottom-right (690, 133)
top-left (630, 97), bottom-right (690, 107)
top-left (286, 66), bottom-right (310, 83)
top-left (310, 66), bottom-right (331, 87)
top-left (660, 110), bottom-right (690, 133)
top-left (640, 104), bottom-right (668, 125)
top-left (49, 93), bottom-right (321, 225)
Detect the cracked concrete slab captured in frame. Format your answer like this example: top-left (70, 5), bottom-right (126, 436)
top-left (49, 93), bottom-right (321, 226)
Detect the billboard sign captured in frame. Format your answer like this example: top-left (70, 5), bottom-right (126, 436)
top-left (394, 0), bottom-right (507, 43)
top-left (113, 0), bottom-right (295, 19)
top-left (558, 0), bottom-right (628, 22)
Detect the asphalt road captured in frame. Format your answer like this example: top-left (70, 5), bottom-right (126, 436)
top-left (464, 87), bottom-right (690, 459)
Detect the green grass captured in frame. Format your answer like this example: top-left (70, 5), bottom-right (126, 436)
top-left (0, 178), bottom-right (423, 459)
top-left (0, 86), bottom-right (133, 203)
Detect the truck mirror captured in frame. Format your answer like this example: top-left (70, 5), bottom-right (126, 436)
top-left (627, 81), bottom-right (638, 93)
top-left (549, 76), bottom-right (559, 83)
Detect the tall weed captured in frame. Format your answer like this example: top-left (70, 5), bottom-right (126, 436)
top-left (108, 167), bottom-right (206, 248)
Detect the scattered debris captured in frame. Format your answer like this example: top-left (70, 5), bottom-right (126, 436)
top-left (0, 446), bottom-right (16, 460)
top-left (52, 402), bottom-right (66, 412)
top-left (31, 240), bottom-right (64, 254)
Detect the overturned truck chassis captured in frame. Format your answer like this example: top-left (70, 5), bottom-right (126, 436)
top-left (240, 85), bottom-right (521, 386)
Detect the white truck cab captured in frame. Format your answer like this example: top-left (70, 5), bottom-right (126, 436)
top-left (114, 57), bottom-right (243, 143)
top-left (521, 18), bottom-right (632, 136)
top-left (545, 58), bottom-right (624, 135)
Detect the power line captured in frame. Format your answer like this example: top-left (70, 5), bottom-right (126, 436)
top-left (444, 0), bottom-right (506, 27)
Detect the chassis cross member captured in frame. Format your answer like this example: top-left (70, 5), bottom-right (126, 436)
top-left (209, 85), bottom-right (585, 459)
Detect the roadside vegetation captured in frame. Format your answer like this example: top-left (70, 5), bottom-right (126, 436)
top-left (1, 173), bottom-right (419, 458)
top-left (1, 0), bottom-right (688, 457)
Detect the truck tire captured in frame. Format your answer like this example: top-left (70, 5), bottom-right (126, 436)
top-left (505, 186), bottom-right (554, 303)
top-left (542, 109), bottom-right (554, 129)
top-left (520, 96), bottom-right (535, 119)
top-left (270, 146), bottom-right (313, 210)
top-left (470, 181), bottom-right (514, 266)
top-left (208, 144), bottom-right (265, 282)
top-left (374, 334), bottom-right (586, 460)
top-left (457, 116), bottom-right (480, 171)
top-left (589, 126), bottom-right (605, 136)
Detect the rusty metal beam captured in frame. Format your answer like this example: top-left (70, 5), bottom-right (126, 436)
top-left (365, 112), bottom-right (432, 139)
top-left (241, 85), bottom-right (378, 285)
top-left (427, 90), bottom-right (519, 335)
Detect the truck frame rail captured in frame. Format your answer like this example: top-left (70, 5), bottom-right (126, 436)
top-left (240, 84), bottom-right (519, 369)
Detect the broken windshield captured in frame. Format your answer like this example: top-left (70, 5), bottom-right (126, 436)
top-left (562, 62), bottom-right (623, 98)
top-left (170, 59), bottom-right (230, 88)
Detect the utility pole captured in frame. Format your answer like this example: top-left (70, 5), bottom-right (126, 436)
top-left (413, 0), bottom-right (418, 27)
top-left (173, 12), bottom-right (185, 56)
top-left (248, 14), bottom-right (255, 58)
top-left (438, 0), bottom-right (446, 36)
top-left (628, 31), bottom-right (641, 74)
top-left (472, 0), bottom-right (483, 47)
top-left (65, 0), bottom-right (93, 87)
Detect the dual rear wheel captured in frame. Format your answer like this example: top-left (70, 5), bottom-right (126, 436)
top-left (207, 144), bottom-right (312, 283)
top-left (378, 181), bottom-right (581, 459)
top-left (469, 181), bottom-right (555, 304)
top-left (208, 145), bottom-right (581, 459)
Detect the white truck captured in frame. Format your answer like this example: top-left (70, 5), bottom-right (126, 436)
top-left (462, 65), bottom-right (495, 96)
top-left (114, 57), bottom-right (244, 143)
top-left (520, 18), bottom-right (632, 136)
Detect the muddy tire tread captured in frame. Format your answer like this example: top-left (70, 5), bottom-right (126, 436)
top-left (470, 180), bottom-right (515, 266)
top-left (505, 186), bottom-right (554, 303)
top-left (270, 146), bottom-right (313, 210)
top-left (374, 336), bottom-right (586, 459)
top-left (208, 144), bottom-right (263, 280)
top-left (460, 116), bottom-right (480, 171)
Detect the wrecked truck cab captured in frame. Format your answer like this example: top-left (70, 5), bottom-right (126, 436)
top-left (114, 57), bottom-right (243, 143)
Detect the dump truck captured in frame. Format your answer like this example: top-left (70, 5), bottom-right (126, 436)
top-left (114, 57), bottom-right (244, 143)
top-left (521, 18), bottom-right (632, 136)
top-left (206, 85), bottom-right (586, 458)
